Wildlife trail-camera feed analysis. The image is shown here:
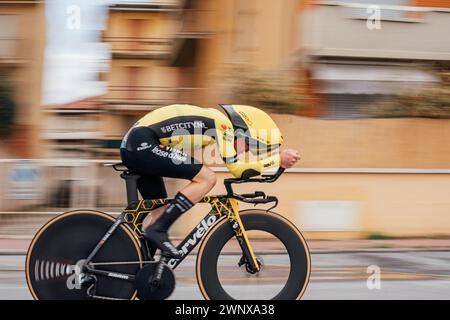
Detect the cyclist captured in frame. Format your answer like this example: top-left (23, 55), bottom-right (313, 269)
top-left (120, 104), bottom-right (300, 258)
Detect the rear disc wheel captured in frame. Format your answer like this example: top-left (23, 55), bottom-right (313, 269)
top-left (25, 210), bottom-right (143, 300)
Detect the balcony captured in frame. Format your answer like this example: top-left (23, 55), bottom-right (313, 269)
top-left (171, 5), bottom-right (215, 66)
top-left (299, 1), bottom-right (450, 61)
top-left (102, 85), bottom-right (203, 110)
top-left (0, 38), bottom-right (26, 64)
top-left (179, 7), bottom-right (214, 35)
top-left (104, 37), bottom-right (173, 59)
top-left (43, 114), bottom-right (100, 140)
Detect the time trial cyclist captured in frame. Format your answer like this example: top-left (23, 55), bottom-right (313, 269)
top-left (120, 104), bottom-right (300, 259)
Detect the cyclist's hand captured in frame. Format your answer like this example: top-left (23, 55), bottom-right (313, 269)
top-left (280, 149), bottom-right (301, 168)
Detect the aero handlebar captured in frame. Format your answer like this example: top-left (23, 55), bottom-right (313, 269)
top-left (223, 168), bottom-right (285, 209)
top-left (224, 167), bottom-right (285, 192)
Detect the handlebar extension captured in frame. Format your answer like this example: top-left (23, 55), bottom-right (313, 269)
top-left (223, 167), bottom-right (285, 209)
top-left (240, 191), bottom-right (266, 199)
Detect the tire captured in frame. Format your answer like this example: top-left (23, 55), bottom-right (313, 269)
top-left (196, 210), bottom-right (311, 300)
top-left (25, 210), bottom-right (143, 300)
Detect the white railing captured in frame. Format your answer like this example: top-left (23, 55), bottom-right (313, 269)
top-left (0, 158), bottom-right (449, 237)
top-left (1, 158), bottom-right (449, 212)
top-left (316, 1), bottom-right (450, 12)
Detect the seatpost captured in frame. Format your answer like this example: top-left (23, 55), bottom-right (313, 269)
top-left (120, 172), bottom-right (140, 206)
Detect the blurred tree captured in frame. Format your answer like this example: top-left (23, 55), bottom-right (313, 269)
top-left (225, 65), bottom-right (305, 114)
top-left (0, 75), bottom-right (16, 137)
top-left (366, 70), bottom-right (450, 119)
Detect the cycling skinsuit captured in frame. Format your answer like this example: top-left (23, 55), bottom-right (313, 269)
top-left (120, 104), bottom-right (280, 199)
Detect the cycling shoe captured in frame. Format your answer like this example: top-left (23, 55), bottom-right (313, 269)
top-left (143, 225), bottom-right (182, 259)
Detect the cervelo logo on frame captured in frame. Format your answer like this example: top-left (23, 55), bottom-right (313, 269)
top-left (167, 214), bottom-right (218, 268)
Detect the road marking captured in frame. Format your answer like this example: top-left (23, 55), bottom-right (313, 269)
top-left (386, 271), bottom-right (450, 279)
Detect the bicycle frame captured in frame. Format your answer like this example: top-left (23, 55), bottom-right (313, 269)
top-left (81, 194), bottom-right (261, 283)
top-left (80, 165), bottom-right (284, 286)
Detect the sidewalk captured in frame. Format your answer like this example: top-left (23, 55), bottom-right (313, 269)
top-left (2, 238), bottom-right (450, 255)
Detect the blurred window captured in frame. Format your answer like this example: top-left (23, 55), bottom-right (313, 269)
top-left (124, 66), bottom-right (141, 100)
top-left (0, 15), bottom-right (18, 37)
top-left (128, 18), bottom-right (144, 36)
top-left (0, 15), bottom-right (19, 58)
top-left (234, 1), bottom-right (258, 55)
top-left (323, 94), bottom-right (393, 119)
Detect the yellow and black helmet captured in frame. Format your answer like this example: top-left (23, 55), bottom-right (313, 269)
top-left (220, 104), bottom-right (283, 154)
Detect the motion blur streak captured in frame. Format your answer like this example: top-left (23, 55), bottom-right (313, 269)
top-left (0, 0), bottom-right (450, 300)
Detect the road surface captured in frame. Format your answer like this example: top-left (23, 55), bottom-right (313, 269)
top-left (1, 251), bottom-right (450, 300)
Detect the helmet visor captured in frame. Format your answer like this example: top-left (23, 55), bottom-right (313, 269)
top-left (235, 129), bottom-right (280, 155)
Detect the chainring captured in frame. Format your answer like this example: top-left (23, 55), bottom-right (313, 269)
top-left (134, 262), bottom-right (175, 300)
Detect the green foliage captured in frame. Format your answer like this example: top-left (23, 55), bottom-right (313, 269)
top-left (225, 65), bottom-right (305, 114)
top-left (366, 71), bottom-right (450, 119)
top-left (365, 233), bottom-right (394, 240)
top-left (0, 76), bottom-right (16, 137)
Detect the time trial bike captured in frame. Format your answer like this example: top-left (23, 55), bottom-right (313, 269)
top-left (25, 164), bottom-right (311, 300)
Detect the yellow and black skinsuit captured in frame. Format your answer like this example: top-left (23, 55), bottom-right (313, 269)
top-left (120, 104), bottom-right (280, 199)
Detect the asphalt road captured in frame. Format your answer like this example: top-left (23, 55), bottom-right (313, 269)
top-left (1, 251), bottom-right (450, 300)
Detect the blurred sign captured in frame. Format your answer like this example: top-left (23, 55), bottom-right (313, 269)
top-left (296, 200), bottom-right (360, 231)
top-left (8, 161), bottom-right (42, 200)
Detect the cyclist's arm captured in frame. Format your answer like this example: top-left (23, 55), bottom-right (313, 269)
top-left (214, 118), bottom-right (280, 178)
top-left (225, 153), bottom-right (281, 178)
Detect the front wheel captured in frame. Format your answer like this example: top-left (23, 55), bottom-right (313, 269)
top-left (196, 210), bottom-right (311, 300)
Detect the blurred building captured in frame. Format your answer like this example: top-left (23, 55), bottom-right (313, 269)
top-left (298, 0), bottom-right (450, 119)
top-left (42, 96), bottom-right (102, 158)
top-left (100, 1), bottom-right (181, 158)
top-left (2, 0), bottom-right (449, 240)
top-left (98, 0), bottom-right (303, 158)
top-left (0, 0), bottom-right (46, 158)
top-left (171, 0), bottom-right (302, 106)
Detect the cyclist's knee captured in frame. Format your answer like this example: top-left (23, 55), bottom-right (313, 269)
top-left (193, 166), bottom-right (217, 189)
top-left (205, 171), bottom-right (217, 189)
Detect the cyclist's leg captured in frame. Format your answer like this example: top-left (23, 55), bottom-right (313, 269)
top-left (121, 127), bottom-right (215, 258)
top-left (140, 167), bottom-right (216, 228)
top-left (121, 144), bottom-right (169, 226)
top-left (124, 127), bottom-right (215, 202)
top-left (137, 175), bottom-right (167, 200)
top-left (137, 175), bottom-right (169, 228)
top-left (179, 166), bottom-right (217, 203)
top-left (137, 149), bottom-right (214, 258)
top-left (136, 167), bottom-right (215, 235)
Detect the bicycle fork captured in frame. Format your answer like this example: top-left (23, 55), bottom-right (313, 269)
top-left (228, 199), bottom-right (261, 273)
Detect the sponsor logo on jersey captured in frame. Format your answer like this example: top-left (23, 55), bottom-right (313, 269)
top-left (151, 145), bottom-right (188, 162)
top-left (219, 123), bottom-right (234, 142)
top-left (223, 131), bottom-right (233, 142)
top-left (160, 121), bottom-right (207, 134)
top-left (137, 142), bottom-right (152, 151)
